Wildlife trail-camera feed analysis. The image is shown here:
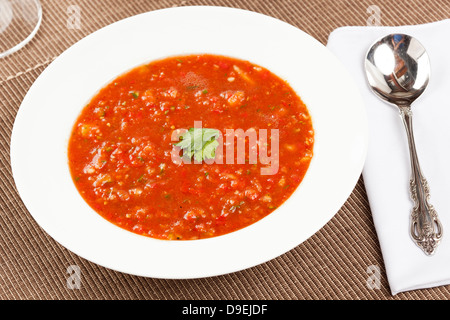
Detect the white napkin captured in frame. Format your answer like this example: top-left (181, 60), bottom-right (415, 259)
top-left (327, 20), bottom-right (450, 295)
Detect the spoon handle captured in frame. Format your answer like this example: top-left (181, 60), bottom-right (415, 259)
top-left (399, 106), bottom-right (443, 255)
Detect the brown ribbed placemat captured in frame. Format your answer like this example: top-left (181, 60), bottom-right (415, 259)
top-left (1, 0), bottom-right (449, 300)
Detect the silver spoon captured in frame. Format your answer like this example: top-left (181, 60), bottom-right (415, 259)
top-left (364, 33), bottom-right (443, 255)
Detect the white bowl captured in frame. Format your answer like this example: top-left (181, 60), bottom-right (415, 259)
top-left (10, 6), bottom-right (368, 279)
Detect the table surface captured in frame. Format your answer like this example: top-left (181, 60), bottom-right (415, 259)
top-left (1, 0), bottom-right (449, 300)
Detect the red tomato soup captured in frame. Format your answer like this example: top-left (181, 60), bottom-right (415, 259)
top-left (68, 54), bottom-right (314, 240)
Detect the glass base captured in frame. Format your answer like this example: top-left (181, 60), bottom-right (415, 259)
top-left (0, 0), bottom-right (42, 58)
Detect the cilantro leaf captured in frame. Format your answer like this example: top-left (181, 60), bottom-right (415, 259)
top-left (202, 139), bottom-right (219, 159)
top-left (202, 128), bottom-right (220, 143)
top-left (175, 128), bottom-right (220, 162)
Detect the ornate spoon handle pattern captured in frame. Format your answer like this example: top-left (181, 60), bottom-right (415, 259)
top-left (400, 106), bottom-right (443, 255)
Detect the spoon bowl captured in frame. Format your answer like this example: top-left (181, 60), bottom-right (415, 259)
top-left (364, 33), bottom-right (443, 255)
top-left (365, 34), bottom-right (430, 106)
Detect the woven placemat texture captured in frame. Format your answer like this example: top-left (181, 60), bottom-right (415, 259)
top-left (1, 0), bottom-right (449, 300)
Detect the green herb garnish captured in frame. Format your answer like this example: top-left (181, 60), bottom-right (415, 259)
top-left (175, 128), bottom-right (220, 162)
top-left (130, 91), bottom-right (139, 99)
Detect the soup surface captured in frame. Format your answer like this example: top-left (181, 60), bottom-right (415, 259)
top-left (68, 54), bottom-right (314, 240)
